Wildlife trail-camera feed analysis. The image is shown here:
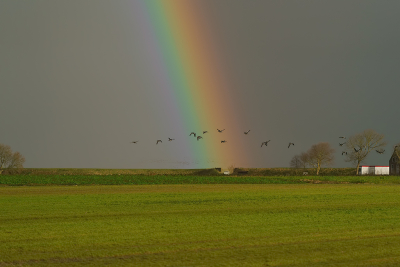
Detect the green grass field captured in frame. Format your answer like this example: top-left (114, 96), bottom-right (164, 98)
top-left (1, 174), bottom-right (399, 186)
top-left (1, 184), bottom-right (400, 266)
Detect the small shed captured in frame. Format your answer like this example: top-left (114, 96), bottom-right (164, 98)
top-left (359, 166), bottom-right (389, 175)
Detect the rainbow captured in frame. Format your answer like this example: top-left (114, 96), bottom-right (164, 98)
top-left (133, 0), bottom-right (251, 168)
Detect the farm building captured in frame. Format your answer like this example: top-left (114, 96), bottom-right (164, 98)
top-left (358, 166), bottom-right (389, 175)
top-left (389, 152), bottom-right (400, 175)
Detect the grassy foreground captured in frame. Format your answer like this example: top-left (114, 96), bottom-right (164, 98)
top-left (1, 184), bottom-right (400, 266)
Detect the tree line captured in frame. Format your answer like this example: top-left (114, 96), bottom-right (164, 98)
top-left (290, 129), bottom-right (395, 175)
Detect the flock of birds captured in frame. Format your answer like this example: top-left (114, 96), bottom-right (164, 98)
top-left (338, 136), bottom-right (385, 155)
top-left (131, 129), bottom-right (294, 148)
top-left (131, 132), bottom-right (386, 155)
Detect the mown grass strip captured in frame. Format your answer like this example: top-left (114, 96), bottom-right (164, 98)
top-left (1, 174), bottom-right (400, 186)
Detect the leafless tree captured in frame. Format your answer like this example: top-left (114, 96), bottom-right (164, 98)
top-left (299, 152), bottom-right (310, 168)
top-left (344, 129), bottom-right (386, 175)
top-left (307, 142), bottom-right (335, 175)
top-left (0, 143), bottom-right (25, 172)
top-left (7, 151), bottom-right (25, 169)
top-left (290, 152), bottom-right (309, 168)
top-left (0, 144), bottom-right (12, 169)
top-left (290, 155), bottom-right (302, 168)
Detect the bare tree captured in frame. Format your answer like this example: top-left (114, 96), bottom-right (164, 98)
top-left (290, 152), bottom-right (310, 169)
top-left (307, 142), bottom-right (335, 175)
top-left (290, 155), bottom-right (302, 168)
top-left (344, 129), bottom-right (386, 175)
top-left (0, 143), bottom-right (26, 172)
top-left (299, 152), bottom-right (310, 168)
top-left (7, 151), bottom-right (25, 169)
top-left (0, 144), bottom-right (12, 169)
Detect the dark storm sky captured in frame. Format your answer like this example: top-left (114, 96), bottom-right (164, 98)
top-left (1, 0), bottom-right (399, 168)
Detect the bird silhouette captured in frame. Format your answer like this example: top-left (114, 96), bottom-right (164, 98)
top-left (203, 131), bottom-right (208, 134)
top-left (244, 130), bottom-right (250, 135)
top-left (168, 138), bottom-right (175, 141)
top-left (339, 136), bottom-right (346, 139)
top-left (288, 142), bottom-right (294, 148)
top-left (197, 136), bottom-right (202, 141)
top-left (261, 140), bottom-right (270, 147)
top-left (189, 132), bottom-right (196, 137)
top-left (130, 141), bottom-right (138, 144)
top-left (354, 148), bottom-right (360, 152)
top-left (221, 140), bottom-right (227, 143)
top-left (376, 149), bottom-right (385, 154)
top-left (156, 140), bottom-right (162, 144)
top-left (217, 129), bottom-right (225, 133)
top-left (339, 143), bottom-right (346, 146)
top-left (342, 151), bottom-right (347, 155)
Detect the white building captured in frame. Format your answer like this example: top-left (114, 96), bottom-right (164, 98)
top-left (359, 166), bottom-right (389, 175)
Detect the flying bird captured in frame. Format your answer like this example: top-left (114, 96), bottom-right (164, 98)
top-left (168, 138), bottom-right (175, 141)
top-left (339, 143), bottom-right (346, 146)
top-left (189, 132), bottom-right (196, 137)
top-left (156, 140), bottom-right (162, 144)
top-left (342, 151), bottom-right (347, 155)
top-left (203, 131), bottom-right (208, 134)
top-left (339, 136), bottom-right (346, 139)
top-left (288, 142), bottom-right (294, 148)
top-left (130, 141), bottom-right (138, 144)
top-left (221, 140), bottom-right (227, 143)
top-left (354, 148), bottom-right (360, 152)
top-left (244, 130), bottom-right (251, 135)
top-left (217, 129), bottom-right (225, 133)
top-left (376, 149), bottom-right (385, 154)
top-left (261, 140), bottom-right (270, 147)
top-left (197, 136), bottom-right (203, 141)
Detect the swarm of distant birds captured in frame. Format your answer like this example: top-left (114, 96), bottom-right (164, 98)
top-left (130, 129), bottom-right (297, 149)
top-left (130, 132), bottom-right (387, 158)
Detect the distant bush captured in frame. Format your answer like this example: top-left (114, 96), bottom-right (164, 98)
top-left (1, 167), bottom-right (361, 176)
top-left (232, 167), bottom-right (356, 176)
top-left (0, 168), bottom-right (222, 176)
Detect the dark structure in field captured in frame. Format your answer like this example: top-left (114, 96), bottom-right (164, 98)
top-left (389, 151), bottom-right (400, 175)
